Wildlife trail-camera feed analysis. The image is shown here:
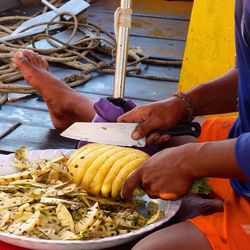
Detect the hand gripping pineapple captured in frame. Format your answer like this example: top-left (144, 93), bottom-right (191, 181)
top-left (67, 143), bottom-right (149, 199)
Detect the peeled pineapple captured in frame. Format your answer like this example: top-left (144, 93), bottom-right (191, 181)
top-left (67, 143), bottom-right (149, 199)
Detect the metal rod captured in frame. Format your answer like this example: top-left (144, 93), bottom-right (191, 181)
top-left (113, 0), bottom-right (132, 99)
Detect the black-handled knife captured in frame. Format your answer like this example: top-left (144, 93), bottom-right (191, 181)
top-left (155, 122), bottom-right (201, 138)
top-left (61, 122), bottom-right (201, 148)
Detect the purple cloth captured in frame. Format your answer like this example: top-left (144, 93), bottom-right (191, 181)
top-left (77, 98), bottom-right (160, 155)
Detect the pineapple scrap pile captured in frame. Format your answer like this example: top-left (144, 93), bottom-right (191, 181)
top-left (0, 147), bottom-right (162, 240)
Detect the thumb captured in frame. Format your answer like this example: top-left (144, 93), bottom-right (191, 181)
top-left (132, 117), bottom-right (158, 140)
top-left (122, 169), bottom-right (142, 201)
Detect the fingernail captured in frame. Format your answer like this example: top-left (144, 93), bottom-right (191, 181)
top-left (163, 135), bottom-right (170, 142)
top-left (132, 131), bottom-right (140, 140)
top-left (153, 135), bottom-right (160, 141)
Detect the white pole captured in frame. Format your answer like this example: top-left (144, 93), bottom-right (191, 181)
top-left (113, 0), bottom-right (132, 99)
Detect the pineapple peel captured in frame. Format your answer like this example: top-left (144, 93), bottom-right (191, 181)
top-left (0, 146), bottom-right (163, 240)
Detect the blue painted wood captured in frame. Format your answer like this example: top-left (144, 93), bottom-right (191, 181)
top-left (0, 0), bottom-right (185, 153)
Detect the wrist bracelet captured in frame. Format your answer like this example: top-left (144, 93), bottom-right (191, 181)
top-left (172, 91), bottom-right (195, 121)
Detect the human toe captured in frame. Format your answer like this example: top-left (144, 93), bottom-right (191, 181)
top-left (39, 56), bottom-right (49, 70)
top-left (13, 51), bottom-right (29, 67)
top-left (22, 49), bottom-right (40, 65)
top-left (23, 50), bottom-right (48, 70)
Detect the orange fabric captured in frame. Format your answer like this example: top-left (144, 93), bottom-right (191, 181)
top-left (190, 117), bottom-right (250, 250)
top-left (197, 116), bottom-right (237, 143)
top-left (190, 178), bottom-right (250, 250)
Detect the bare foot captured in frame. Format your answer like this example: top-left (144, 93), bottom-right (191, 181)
top-left (13, 50), bottom-right (95, 129)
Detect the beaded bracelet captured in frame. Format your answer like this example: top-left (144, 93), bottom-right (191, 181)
top-left (172, 91), bottom-right (195, 122)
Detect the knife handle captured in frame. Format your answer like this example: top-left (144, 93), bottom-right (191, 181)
top-left (155, 122), bottom-right (201, 138)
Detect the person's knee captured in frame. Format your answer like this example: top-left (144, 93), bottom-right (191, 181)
top-left (131, 222), bottom-right (212, 250)
top-left (131, 232), bottom-right (175, 250)
top-left (132, 240), bottom-right (156, 250)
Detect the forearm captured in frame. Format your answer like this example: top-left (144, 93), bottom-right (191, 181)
top-left (185, 67), bottom-right (238, 116)
top-left (183, 139), bottom-right (247, 180)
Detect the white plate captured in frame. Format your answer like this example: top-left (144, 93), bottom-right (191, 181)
top-left (0, 149), bottom-right (182, 250)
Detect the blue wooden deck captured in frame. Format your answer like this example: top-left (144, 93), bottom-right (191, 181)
top-left (0, 0), bottom-right (193, 154)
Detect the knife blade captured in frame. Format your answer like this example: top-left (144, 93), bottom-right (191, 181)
top-left (60, 122), bottom-right (201, 147)
top-left (61, 122), bottom-right (146, 147)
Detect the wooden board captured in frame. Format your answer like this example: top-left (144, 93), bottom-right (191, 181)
top-left (0, 0), bottom-right (187, 154)
top-left (0, 105), bottom-right (53, 128)
top-left (0, 125), bottom-right (78, 153)
top-left (75, 74), bottom-right (178, 102)
top-left (91, 0), bottom-right (193, 20)
top-left (88, 12), bottom-right (189, 41)
top-left (130, 36), bottom-right (185, 60)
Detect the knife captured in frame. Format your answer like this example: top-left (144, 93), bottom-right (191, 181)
top-left (60, 122), bottom-right (201, 147)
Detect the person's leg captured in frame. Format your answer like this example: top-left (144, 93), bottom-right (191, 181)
top-left (13, 50), bottom-right (95, 129)
top-left (133, 222), bottom-right (212, 250)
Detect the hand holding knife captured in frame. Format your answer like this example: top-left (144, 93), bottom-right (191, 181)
top-left (61, 122), bottom-right (201, 147)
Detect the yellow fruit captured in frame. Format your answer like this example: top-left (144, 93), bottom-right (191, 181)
top-left (67, 143), bottom-right (150, 198)
top-left (111, 157), bottom-right (148, 198)
top-left (81, 147), bottom-right (123, 192)
top-left (101, 152), bottom-right (147, 198)
top-left (88, 148), bottom-right (130, 196)
top-left (68, 145), bottom-right (113, 185)
top-left (67, 143), bottom-right (105, 183)
top-left (67, 143), bottom-right (102, 166)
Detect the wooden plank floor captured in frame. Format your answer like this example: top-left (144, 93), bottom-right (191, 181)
top-left (0, 0), bottom-right (193, 154)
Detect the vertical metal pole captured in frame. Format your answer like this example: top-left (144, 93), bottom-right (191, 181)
top-left (113, 0), bottom-right (132, 99)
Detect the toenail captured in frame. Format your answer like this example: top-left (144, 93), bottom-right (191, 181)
top-left (18, 51), bottom-right (24, 58)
